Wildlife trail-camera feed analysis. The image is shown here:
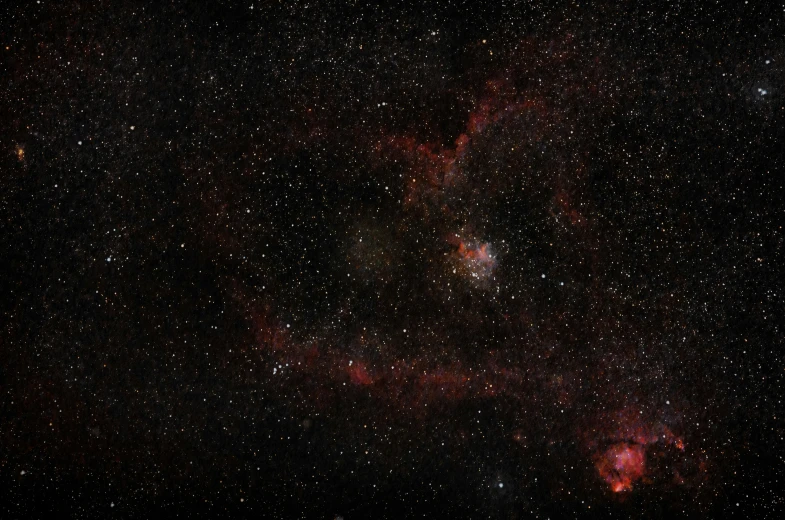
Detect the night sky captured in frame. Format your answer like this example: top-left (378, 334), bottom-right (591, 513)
top-left (1, 1), bottom-right (784, 518)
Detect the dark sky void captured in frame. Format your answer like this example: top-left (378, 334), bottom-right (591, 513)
top-left (1, 1), bottom-right (783, 518)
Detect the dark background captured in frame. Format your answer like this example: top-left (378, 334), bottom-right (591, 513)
top-left (1, 1), bottom-right (783, 518)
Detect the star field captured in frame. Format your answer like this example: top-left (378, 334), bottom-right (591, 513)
top-left (1, 1), bottom-right (784, 518)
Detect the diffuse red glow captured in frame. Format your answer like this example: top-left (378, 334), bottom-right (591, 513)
top-left (249, 307), bottom-right (699, 496)
top-left (457, 241), bottom-right (491, 262)
top-left (588, 407), bottom-right (687, 493)
top-left (596, 442), bottom-right (646, 493)
top-left (236, 44), bottom-right (700, 498)
top-left (454, 240), bottom-right (497, 280)
top-left (347, 360), bottom-right (374, 386)
top-left (377, 78), bottom-right (547, 215)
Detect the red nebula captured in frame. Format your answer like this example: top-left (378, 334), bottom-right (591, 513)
top-left (596, 442), bottom-right (646, 493)
top-left (347, 361), bottom-right (374, 386)
top-left (451, 240), bottom-right (497, 282)
top-left (583, 406), bottom-right (688, 493)
top-left (457, 242), bottom-right (492, 263)
top-left (453, 238), bottom-right (495, 266)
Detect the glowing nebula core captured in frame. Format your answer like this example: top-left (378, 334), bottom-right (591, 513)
top-left (597, 443), bottom-right (647, 492)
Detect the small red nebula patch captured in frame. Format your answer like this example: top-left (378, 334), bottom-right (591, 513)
top-left (457, 241), bottom-right (491, 261)
top-left (347, 361), bottom-right (374, 386)
top-left (596, 443), bottom-right (646, 493)
top-left (453, 240), bottom-right (496, 280)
